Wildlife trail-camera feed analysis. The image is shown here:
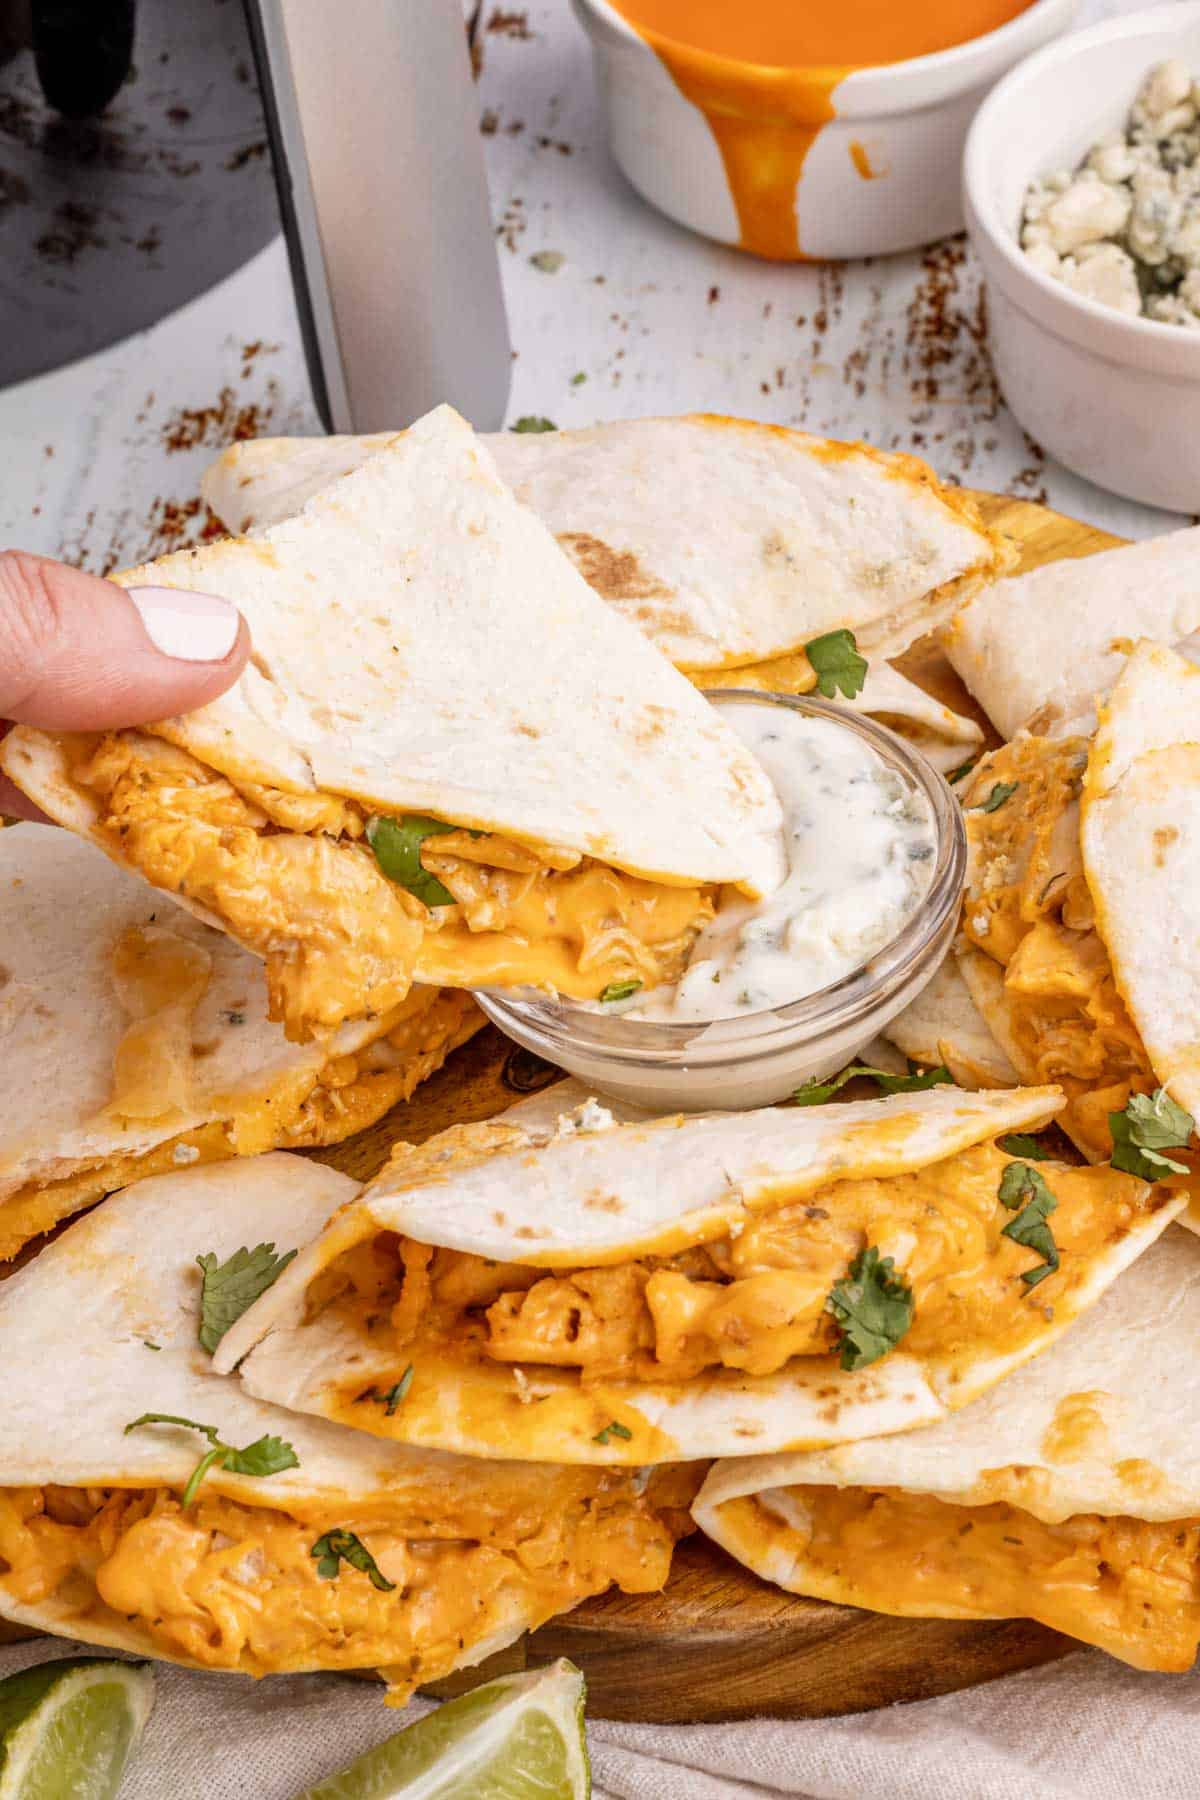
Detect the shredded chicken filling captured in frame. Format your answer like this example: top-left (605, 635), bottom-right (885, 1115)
top-left (310, 1141), bottom-right (1156, 1386)
top-left (72, 733), bottom-right (712, 1041)
top-left (0, 1473), bottom-right (693, 1691)
top-left (961, 737), bottom-right (1156, 1159)
top-left (750, 1484), bottom-right (1200, 1672)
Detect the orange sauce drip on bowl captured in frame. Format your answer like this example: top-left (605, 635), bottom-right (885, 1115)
top-left (609, 0), bottom-right (1035, 259)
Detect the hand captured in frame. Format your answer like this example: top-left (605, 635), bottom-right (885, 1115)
top-left (0, 551), bottom-right (249, 822)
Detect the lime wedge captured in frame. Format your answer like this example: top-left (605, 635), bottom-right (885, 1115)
top-left (296, 1659), bottom-right (589, 1799)
top-left (0, 1656), bottom-right (155, 1799)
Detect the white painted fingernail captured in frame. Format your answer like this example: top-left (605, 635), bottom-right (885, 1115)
top-left (128, 586), bottom-right (240, 663)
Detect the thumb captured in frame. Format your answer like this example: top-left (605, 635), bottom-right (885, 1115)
top-left (0, 550), bottom-right (249, 730)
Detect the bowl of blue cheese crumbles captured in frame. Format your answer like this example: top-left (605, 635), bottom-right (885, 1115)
top-left (964, 3), bottom-right (1200, 512)
top-left (1020, 58), bottom-right (1200, 327)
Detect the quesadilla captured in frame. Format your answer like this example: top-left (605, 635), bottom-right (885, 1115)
top-left (201, 416), bottom-right (1009, 680)
top-left (883, 955), bottom-right (1018, 1091)
top-left (943, 526), bottom-right (1200, 740)
top-left (957, 641), bottom-right (1200, 1172)
top-left (0, 1153), bottom-right (694, 1693)
top-left (0, 823), bottom-right (480, 1261)
top-left (213, 1085), bottom-right (1181, 1465)
top-left (1, 407), bottom-right (784, 1043)
top-left (693, 1225), bottom-right (1200, 1672)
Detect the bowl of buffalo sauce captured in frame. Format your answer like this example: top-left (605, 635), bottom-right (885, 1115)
top-left (573, 0), bottom-right (1076, 260)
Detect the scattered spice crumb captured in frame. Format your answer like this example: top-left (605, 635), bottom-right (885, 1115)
top-left (529, 249), bottom-right (564, 273)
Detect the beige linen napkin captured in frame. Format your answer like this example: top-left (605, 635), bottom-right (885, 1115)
top-left (1, 1636), bottom-right (1195, 1799)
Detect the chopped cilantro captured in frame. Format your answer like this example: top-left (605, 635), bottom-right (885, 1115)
top-left (360, 1366), bottom-right (415, 1416)
top-left (946, 756), bottom-right (979, 785)
top-left (996, 1133), bottom-right (1055, 1161)
top-left (1109, 1089), bottom-right (1195, 1180)
top-left (998, 1162), bottom-right (1059, 1288)
top-left (196, 1242), bottom-right (297, 1356)
top-left (311, 1529), bottom-right (396, 1592)
top-left (142, 1340), bottom-right (161, 1351)
top-left (825, 1246), bottom-right (914, 1370)
top-left (792, 1061), bottom-right (952, 1105)
top-left (599, 979), bottom-right (642, 1004)
top-left (593, 1420), bottom-right (634, 1445)
top-left (974, 782), bottom-right (1018, 814)
top-left (804, 628), bottom-right (868, 701)
top-left (366, 814), bottom-right (457, 907)
top-left (529, 250), bottom-right (564, 273)
top-left (511, 416), bottom-right (557, 433)
top-left (124, 1413), bottom-right (299, 1507)
top-left (221, 1009), bottom-right (246, 1027)
top-left (570, 371), bottom-right (587, 386)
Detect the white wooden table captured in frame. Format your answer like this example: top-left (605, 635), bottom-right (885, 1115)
top-left (0, 0), bottom-right (1178, 572)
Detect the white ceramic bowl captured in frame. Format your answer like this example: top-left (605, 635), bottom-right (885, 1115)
top-left (964, 3), bottom-right (1200, 513)
top-left (571, 0), bottom-right (1076, 259)
top-left (478, 693), bottom-right (967, 1112)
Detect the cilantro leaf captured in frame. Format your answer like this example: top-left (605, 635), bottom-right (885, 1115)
top-left (792, 1061), bottom-right (952, 1105)
top-left (311, 1529), bottom-right (396, 1592)
top-left (124, 1413), bottom-right (299, 1507)
top-left (804, 628), bottom-right (868, 701)
top-left (1109, 1089), bottom-right (1195, 1180)
top-left (358, 1366), bottom-right (415, 1416)
top-left (998, 1162), bottom-right (1060, 1288)
top-left (511, 415), bottom-right (557, 433)
top-left (593, 1420), bottom-right (634, 1445)
top-left (599, 979), bottom-right (642, 1003)
top-left (366, 815), bottom-right (457, 908)
top-left (996, 1133), bottom-right (1055, 1161)
top-left (973, 782), bottom-right (1018, 814)
top-left (946, 756), bottom-right (979, 786)
top-left (196, 1242), bottom-right (297, 1356)
top-left (825, 1247), bottom-right (914, 1370)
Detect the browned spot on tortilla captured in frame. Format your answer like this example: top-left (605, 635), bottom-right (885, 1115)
top-left (584, 1190), bottom-right (624, 1214)
top-left (557, 532), bottom-right (672, 603)
top-left (1154, 825), bottom-right (1179, 867)
top-left (0, 964), bottom-right (9, 990)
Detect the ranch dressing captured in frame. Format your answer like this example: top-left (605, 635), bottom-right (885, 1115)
top-left (625, 702), bottom-right (937, 1021)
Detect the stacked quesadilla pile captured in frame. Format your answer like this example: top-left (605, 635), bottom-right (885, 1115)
top-left (2, 403), bottom-right (1200, 1697)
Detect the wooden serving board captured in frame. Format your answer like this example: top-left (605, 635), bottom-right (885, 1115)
top-left (305, 493), bottom-right (1127, 1721)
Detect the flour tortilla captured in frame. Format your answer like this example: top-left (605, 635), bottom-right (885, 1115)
top-left (943, 526), bottom-right (1200, 740)
top-left (1081, 642), bottom-right (1200, 1128)
top-left (3, 406), bottom-right (783, 899)
top-left (201, 416), bottom-right (1008, 674)
top-left (0, 1153), bottom-right (676, 1680)
top-left (883, 952), bottom-right (1018, 1090)
top-left (216, 1084), bottom-right (1181, 1464)
top-left (694, 1224), bottom-right (1200, 1565)
top-left (0, 823), bottom-right (479, 1259)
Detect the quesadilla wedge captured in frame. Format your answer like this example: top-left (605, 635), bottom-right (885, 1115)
top-left (214, 1085), bottom-right (1181, 1465)
top-left (957, 642), bottom-right (1200, 1176)
top-left (693, 1225), bottom-right (1200, 1673)
top-left (883, 954), bottom-right (1018, 1092)
top-left (0, 1153), bottom-right (694, 1694)
top-left (943, 525), bottom-right (1200, 740)
top-left (201, 416), bottom-right (1009, 680)
top-left (0, 823), bottom-right (479, 1261)
top-left (1, 408), bottom-right (783, 1042)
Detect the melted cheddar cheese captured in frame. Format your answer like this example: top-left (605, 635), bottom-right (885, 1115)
top-left (0, 1470), bottom-right (695, 1695)
top-left (738, 1484), bottom-right (1200, 1672)
top-left (961, 738), bottom-right (1161, 1160)
top-left (73, 732), bottom-right (712, 1041)
top-left (310, 1140), bottom-right (1159, 1395)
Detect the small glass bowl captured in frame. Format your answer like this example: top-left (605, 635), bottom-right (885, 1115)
top-left (477, 690), bottom-right (967, 1111)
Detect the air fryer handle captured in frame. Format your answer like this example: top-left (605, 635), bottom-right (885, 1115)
top-left (31, 0), bottom-right (135, 118)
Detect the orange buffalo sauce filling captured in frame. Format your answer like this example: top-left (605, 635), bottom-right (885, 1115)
top-left (0, 1472), bottom-right (695, 1694)
top-left (70, 732), bottom-right (711, 1042)
top-left (961, 738), bottom-right (1163, 1162)
top-left (735, 1484), bottom-right (1200, 1672)
top-left (307, 1141), bottom-right (1157, 1392)
top-left (609, 0), bottom-right (1033, 259)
